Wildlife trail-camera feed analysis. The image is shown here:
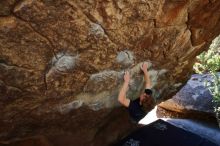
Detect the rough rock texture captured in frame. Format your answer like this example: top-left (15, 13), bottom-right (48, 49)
top-left (159, 73), bottom-right (220, 115)
top-left (1, 0), bottom-right (220, 145)
top-left (157, 73), bottom-right (220, 124)
top-left (210, 35), bottom-right (220, 51)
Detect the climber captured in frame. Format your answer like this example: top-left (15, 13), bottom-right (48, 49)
top-left (118, 62), bottom-right (153, 123)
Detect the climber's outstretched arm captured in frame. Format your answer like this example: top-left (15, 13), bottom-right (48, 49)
top-left (141, 63), bottom-right (152, 89)
top-left (118, 71), bottom-right (130, 107)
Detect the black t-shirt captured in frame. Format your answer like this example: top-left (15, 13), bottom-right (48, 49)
top-left (128, 98), bottom-right (146, 123)
top-left (128, 89), bottom-right (153, 123)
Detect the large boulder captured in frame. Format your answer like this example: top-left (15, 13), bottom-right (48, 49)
top-left (159, 73), bottom-right (220, 116)
top-left (0, 0), bottom-right (220, 145)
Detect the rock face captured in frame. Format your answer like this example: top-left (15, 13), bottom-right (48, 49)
top-left (159, 73), bottom-right (220, 115)
top-left (1, 0), bottom-right (220, 145)
top-left (210, 35), bottom-right (220, 52)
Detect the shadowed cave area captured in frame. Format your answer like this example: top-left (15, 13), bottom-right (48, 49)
top-left (0, 0), bottom-right (220, 146)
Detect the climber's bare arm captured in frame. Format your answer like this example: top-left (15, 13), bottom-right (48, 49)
top-left (118, 71), bottom-right (130, 107)
top-left (141, 63), bottom-right (152, 89)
